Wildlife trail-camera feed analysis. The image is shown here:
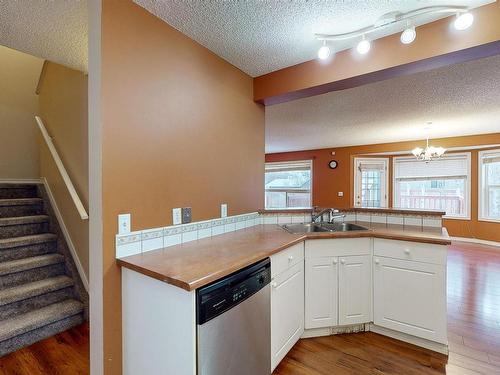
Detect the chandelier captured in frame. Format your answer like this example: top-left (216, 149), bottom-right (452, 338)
top-left (412, 136), bottom-right (446, 162)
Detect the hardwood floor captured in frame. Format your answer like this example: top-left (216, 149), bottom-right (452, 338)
top-left (0, 323), bottom-right (88, 375)
top-left (0, 241), bottom-right (498, 374)
top-left (274, 241), bottom-right (500, 375)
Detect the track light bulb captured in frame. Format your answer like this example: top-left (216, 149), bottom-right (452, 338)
top-left (400, 27), bottom-right (416, 44)
top-left (454, 12), bottom-right (473, 30)
top-left (356, 39), bottom-right (371, 54)
top-left (317, 44), bottom-right (331, 60)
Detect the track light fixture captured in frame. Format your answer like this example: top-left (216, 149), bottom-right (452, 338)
top-left (316, 5), bottom-right (474, 60)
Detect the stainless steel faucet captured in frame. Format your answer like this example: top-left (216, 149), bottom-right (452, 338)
top-left (312, 208), bottom-right (346, 223)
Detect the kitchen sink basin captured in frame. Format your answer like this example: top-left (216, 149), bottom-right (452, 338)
top-left (281, 223), bottom-right (330, 233)
top-left (281, 222), bottom-right (368, 234)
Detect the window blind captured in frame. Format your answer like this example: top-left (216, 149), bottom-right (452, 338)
top-left (394, 154), bottom-right (470, 179)
top-left (265, 160), bottom-right (312, 173)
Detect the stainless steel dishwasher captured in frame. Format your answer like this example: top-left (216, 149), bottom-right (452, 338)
top-left (197, 258), bottom-right (271, 375)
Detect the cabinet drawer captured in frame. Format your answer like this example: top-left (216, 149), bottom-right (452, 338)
top-left (373, 239), bottom-right (447, 265)
top-left (305, 238), bottom-right (371, 258)
top-left (271, 242), bottom-right (304, 278)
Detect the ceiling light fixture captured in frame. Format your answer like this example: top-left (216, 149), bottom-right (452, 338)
top-left (411, 124), bottom-right (446, 162)
top-left (400, 26), bottom-right (416, 44)
top-left (357, 36), bottom-right (371, 55)
top-left (315, 5), bottom-right (473, 60)
top-left (317, 41), bottom-right (331, 60)
top-left (454, 12), bottom-right (474, 30)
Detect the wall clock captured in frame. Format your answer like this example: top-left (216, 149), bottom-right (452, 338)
top-left (329, 160), bottom-right (338, 169)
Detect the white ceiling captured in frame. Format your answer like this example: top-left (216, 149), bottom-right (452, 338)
top-left (0, 0), bottom-right (87, 72)
top-left (135, 0), bottom-right (492, 77)
top-left (265, 54), bottom-right (500, 153)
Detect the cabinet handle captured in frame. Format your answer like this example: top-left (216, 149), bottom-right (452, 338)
top-left (404, 249), bottom-right (411, 255)
top-left (340, 259), bottom-right (346, 265)
top-left (374, 258), bottom-right (380, 264)
top-left (288, 255), bottom-right (294, 262)
top-left (332, 259), bottom-right (338, 265)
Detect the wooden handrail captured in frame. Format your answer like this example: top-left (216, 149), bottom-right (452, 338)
top-left (35, 116), bottom-right (89, 220)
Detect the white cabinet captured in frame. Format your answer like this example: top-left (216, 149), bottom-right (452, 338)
top-left (305, 238), bottom-right (372, 329)
top-left (271, 246), bottom-right (304, 371)
top-left (338, 255), bottom-right (372, 326)
top-left (305, 256), bottom-right (338, 329)
top-left (373, 256), bottom-right (447, 344)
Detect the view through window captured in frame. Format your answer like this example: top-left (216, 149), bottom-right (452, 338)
top-left (393, 153), bottom-right (470, 218)
top-left (265, 160), bottom-right (312, 208)
top-left (479, 149), bottom-right (500, 221)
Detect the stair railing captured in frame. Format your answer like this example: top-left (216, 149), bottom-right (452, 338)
top-left (35, 116), bottom-right (89, 220)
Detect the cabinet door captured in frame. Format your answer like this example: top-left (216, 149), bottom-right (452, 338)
top-left (271, 262), bottom-right (304, 371)
top-left (373, 256), bottom-right (447, 344)
top-left (338, 255), bottom-right (372, 325)
top-left (305, 257), bottom-right (338, 329)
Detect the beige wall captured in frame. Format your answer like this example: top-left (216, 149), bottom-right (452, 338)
top-left (0, 45), bottom-right (43, 179)
top-left (101, 1), bottom-right (265, 372)
top-left (38, 61), bottom-right (89, 277)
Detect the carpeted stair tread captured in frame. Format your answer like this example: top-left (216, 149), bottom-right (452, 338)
top-left (0, 276), bottom-right (74, 307)
top-left (0, 233), bottom-right (57, 250)
top-left (0, 254), bottom-right (64, 276)
top-left (0, 215), bottom-right (49, 227)
top-left (0, 299), bottom-right (83, 342)
top-left (0, 198), bottom-right (42, 207)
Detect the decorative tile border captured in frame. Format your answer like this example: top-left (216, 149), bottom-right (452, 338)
top-left (116, 212), bottom-right (260, 258)
top-left (116, 209), bottom-right (444, 259)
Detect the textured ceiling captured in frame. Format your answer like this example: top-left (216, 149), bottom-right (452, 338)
top-left (265, 54), bottom-right (500, 153)
top-left (135, 0), bottom-right (492, 77)
top-left (0, 0), bottom-right (87, 72)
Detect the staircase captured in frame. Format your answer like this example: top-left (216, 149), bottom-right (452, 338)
top-left (0, 183), bottom-right (87, 357)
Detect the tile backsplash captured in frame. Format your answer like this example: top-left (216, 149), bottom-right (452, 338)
top-left (116, 212), bottom-right (262, 258)
top-left (116, 209), bottom-right (442, 259)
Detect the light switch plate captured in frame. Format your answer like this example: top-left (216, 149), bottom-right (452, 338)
top-left (172, 208), bottom-right (182, 225)
top-left (221, 203), bottom-right (228, 218)
top-left (182, 207), bottom-right (192, 224)
top-left (338, 192), bottom-right (344, 197)
top-left (118, 214), bottom-right (131, 234)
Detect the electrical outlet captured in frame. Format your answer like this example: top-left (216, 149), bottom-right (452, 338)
top-left (221, 203), bottom-right (228, 218)
top-left (118, 214), bottom-right (131, 234)
top-left (172, 208), bottom-right (182, 225)
top-left (338, 192), bottom-right (344, 197)
top-left (182, 207), bottom-right (192, 224)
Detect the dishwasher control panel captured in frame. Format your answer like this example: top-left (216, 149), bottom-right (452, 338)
top-left (196, 258), bottom-right (271, 325)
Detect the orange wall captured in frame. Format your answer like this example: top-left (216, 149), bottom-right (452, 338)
top-left (266, 133), bottom-right (500, 242)
top-left (101, 1), bottom-right (264, 373)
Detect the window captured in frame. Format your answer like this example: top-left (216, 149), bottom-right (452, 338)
top-left (265, 160), bottom-right (312, 208)
top-left (479, 149), bottom-right (500, 222)
top-left (393, 153), bottom-right (471, 219)
top-left (354, 158), bottom-right (389, 208)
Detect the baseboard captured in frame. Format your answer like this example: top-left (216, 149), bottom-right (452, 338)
top-left (451, 236), bottom-right (500, 249)
top-left (368, 324), bottom-right (448, 355)
top-left (0, 178), bottom-right (43, 184)
top-left (41, 177), bottom-right (89, 291)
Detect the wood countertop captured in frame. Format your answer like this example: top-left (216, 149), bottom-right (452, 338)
top-left (117, 222), bottom-right (450, 292)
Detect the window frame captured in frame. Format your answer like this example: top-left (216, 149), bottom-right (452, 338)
top-left (353, 157), bottom-right (389, 208)
top-left (478, 148), bottom-right (500, 223)
top-left (264, 159), bottom-right (313, 209)
top-left (392, 152), bottom-right (471, 220)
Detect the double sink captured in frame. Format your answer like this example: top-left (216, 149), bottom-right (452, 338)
top-left (282, 222), bottom-right (368, 234)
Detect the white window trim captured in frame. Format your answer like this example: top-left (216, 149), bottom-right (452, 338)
top-left (478, 148), bottom-right (500, 223)
top-left (392, 152), bottom-right (471, 220)
top-left (353, 157), bottom-right (389, 208)
top-left (264, 159), bottom-right (313, 209)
